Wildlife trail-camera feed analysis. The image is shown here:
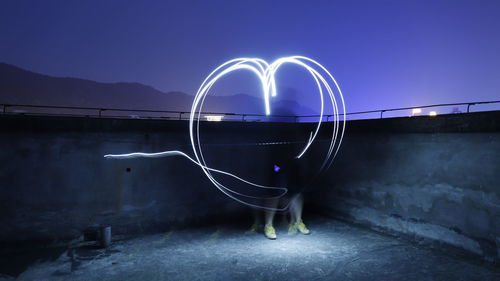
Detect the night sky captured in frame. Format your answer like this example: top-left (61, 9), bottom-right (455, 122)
top-left (1, 0), bottom-right (499, 114)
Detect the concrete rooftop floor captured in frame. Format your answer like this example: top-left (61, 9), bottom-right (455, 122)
top-left (2, 216), bottom-right (499, 281)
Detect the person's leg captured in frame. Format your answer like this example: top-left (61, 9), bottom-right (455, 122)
top-left (288, 195), bottom-right (299, 234)
top-left (248, 208), bottom-right (261, 233)
top-left (292, 194), bottom-right (303, 222)
top-left (264, 198), bottom-right (279, 239)
top-left (289, 194), bottom-right (310, 235)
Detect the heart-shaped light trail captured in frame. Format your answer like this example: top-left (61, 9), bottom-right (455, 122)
top-left (105, 56), bottom-right (346, 211)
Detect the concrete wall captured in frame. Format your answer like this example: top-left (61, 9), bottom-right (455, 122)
top-left (0, 115), bottom-right (312, 242)
top-left (310, 111), bottom-right (500, 262)
top-left (1, 112), bottom-right (499, 263)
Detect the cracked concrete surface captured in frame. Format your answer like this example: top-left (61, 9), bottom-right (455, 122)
top-left (1, 216), bottom-right (498, 281)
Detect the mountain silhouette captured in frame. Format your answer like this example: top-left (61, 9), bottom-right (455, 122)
top-left (0, 63), bottom-right (317, 115)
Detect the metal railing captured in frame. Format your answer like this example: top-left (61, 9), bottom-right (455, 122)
top-left (298, 100), bottom-right (500, 120)
top-left (1, 100), bottom-right (499, 122)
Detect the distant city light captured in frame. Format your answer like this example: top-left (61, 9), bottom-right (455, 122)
top-left (205, 115), bottom-right (224, 122)
top-left (429, 111), bottom-right (437, 117)
top-left (411, 108), bottom-right (422, 115)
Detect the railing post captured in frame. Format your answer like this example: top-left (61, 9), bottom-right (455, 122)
top-left (98, 109), bottom-right (103, 118)
top-left (380, 110), bottom-right (385, 119)
top-left (179, 112), bottom-right (183, 120)
top-left (467, 103), bottom-right (474, 113)
top-left (2, 104), bottom-right (6, 114)
top-left (242, 114), bottom-right (246, 122)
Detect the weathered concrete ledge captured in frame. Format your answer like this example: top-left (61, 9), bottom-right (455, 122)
top-left (311, 111), bottom-right (500, 263)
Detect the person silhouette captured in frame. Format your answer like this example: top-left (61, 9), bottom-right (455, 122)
top-left (250, 159), bottom-right (310, 239)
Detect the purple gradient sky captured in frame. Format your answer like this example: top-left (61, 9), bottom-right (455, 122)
top-left (1, 0), bottom-right (499, 114)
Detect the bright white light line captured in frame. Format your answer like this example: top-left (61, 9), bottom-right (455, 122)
top-left (104, 56), bottom-right (346, 211)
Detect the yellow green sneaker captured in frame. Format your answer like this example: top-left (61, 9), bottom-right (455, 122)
top-left (296, 220), bottom-right (310, 235)
top-left (288, 223), bottom-right (298, 235)
top-left (264, 225), bottom-right (277, 239)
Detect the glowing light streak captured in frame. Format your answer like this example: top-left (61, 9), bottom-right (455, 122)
top-left (104, 151), bottom-right (287, 202)
top-left (429, 111), bottom-right (437, 117)
top-left (104, 56), bottom-right (346, 211)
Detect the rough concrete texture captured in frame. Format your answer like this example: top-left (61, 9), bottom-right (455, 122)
top-left (0, 115), bottom-right (315, 242)
top-left (311, 112), bottom-right (500, 262)
top-left (1, 216), bottom-right (498, 281)
top-left (1, 111), bottom-right (499, 265)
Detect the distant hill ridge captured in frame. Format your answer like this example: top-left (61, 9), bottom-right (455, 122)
top-left (0, 63), bottom-right (316, 115)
